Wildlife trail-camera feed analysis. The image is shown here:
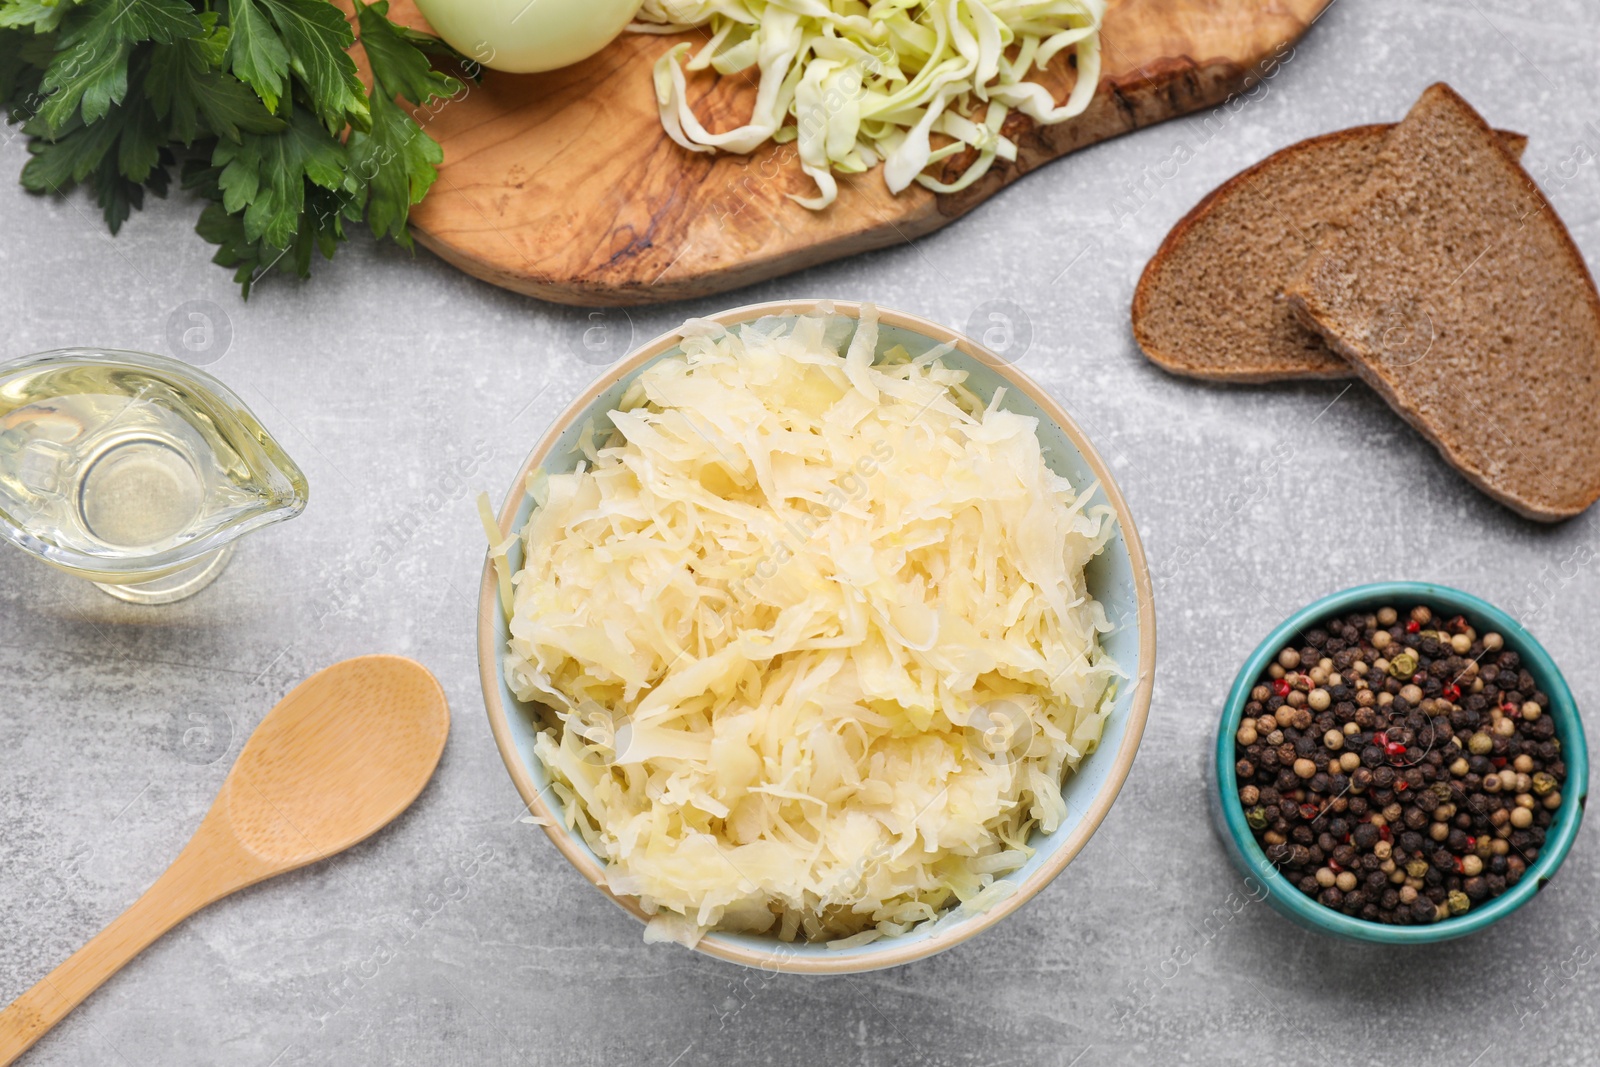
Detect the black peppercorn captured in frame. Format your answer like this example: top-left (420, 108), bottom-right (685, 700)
top-left (1232, 606), bottom-right (1564, 926)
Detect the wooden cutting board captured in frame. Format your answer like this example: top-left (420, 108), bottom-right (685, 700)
top-left (390, 0), bottom-right (1334, 306)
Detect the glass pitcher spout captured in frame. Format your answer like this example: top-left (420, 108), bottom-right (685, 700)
top-left (0, 348), bottom-right (309, 602)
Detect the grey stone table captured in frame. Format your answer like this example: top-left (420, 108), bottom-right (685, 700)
top-left (4, 1), bottom-right (1599, 1063)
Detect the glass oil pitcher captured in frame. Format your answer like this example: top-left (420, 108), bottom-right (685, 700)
top-left (0, 348), bottom-right (308, 604)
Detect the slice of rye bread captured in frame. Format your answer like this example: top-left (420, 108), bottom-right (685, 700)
top-left (1131, 125), bottom-right (1527, 383)
top-left (1285, 83), bottom-right (1600, 523)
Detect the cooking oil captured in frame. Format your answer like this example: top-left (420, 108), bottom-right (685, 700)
top-left (0, 350), bottom-right (308, 602)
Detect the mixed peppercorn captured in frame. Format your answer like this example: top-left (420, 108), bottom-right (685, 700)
top-left (1233, 605), bottom-right (1566, 925)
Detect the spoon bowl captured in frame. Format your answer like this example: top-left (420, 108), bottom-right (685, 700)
top-left (221, 657), bottom-right (452, 865)
top-left (0, 655), bottom-right (449, 1064)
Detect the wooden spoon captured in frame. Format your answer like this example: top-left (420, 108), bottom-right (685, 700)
top-left (0, 655), bottom-right (450, 1064)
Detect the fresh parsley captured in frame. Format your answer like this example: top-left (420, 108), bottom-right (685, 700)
top-left (0, 0), bottom-right (470, 295)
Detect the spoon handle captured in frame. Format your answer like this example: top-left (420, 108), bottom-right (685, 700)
top-left (0, 848), bottom-right (225, 1064)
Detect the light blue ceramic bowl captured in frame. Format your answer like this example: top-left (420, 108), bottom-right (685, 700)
top-left (478, 300), bottom-right (1156, 973)
top-left (1212, 581), bottom-right (1588, 944)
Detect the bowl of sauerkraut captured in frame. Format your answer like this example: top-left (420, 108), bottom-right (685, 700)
top-left (477, 300), bottom-right (1155, 973)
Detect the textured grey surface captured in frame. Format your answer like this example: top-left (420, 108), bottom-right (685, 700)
top-left (3, 1), bottom-right (1600, 1063)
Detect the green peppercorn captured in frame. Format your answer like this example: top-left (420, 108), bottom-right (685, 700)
top-left (1447, 890), bottom-right (1470, 915)
top-left (1388, 651), bottom-right (1419, 679)
top-left (1532, 772), bottom-right (1557, 796)
top-left (1405, 858), bottom-right (1430, 879)
top-left (1246, 806), bottom-right (1270, 830)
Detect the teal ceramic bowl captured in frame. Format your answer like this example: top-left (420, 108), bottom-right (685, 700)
top-left (479, 300), bottom-right (1156, 973)
top-left (1212, 581), bottom-right (1588, 943)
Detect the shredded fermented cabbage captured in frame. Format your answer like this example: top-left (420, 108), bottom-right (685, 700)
top-left (633, 0), bottom-right (1105, 207)
top-left (505, 306), bottom-right (1120, 946)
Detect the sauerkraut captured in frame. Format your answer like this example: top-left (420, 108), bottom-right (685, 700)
top-left (504, 306), bottom-right (1120, 946)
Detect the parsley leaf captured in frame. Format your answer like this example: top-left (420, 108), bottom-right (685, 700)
top-left (356, 0), bottom-right (456, 106)
top-left (215, 107), bottom-right (344, 248)
top-left (261, 0), bottom-right (367, 131)
top-left (1, 0), bottom-right (463, 294)
top-left (146, 33), bottom-right (285, 143)
top-left (0, 0), bottom-right (75, 34)
top-left (224, 0), bottom-right (289, 113)
top-left (39, 0), bottom-right (201, 128)
top-left (20, 113), bottom-right (120, 188)
top-left (345, 90), bottom-right (441, 244)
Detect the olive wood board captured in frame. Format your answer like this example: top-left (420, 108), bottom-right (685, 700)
top-left (388, 0), bottom-right (1336, 306)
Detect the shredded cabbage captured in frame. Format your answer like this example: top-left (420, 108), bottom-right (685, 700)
top-left (505, 306), bottom-right (1120, 946)
top-left (633, 0), bottom-right (1105, 207)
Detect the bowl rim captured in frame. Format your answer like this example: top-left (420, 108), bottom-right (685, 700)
top-left (1214, 580), bottom-right (1589, 944)
top-left (477, 299), bottom-right (1157, 972)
